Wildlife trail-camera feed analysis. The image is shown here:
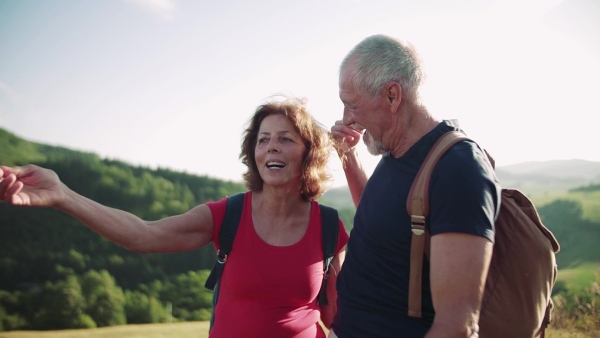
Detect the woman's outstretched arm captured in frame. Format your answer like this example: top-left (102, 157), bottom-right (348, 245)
top-left (0, 164), bottom-right (214, 253)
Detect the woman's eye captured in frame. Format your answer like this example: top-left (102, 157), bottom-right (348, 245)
top-left (258, 138), bottom-right (268, 144)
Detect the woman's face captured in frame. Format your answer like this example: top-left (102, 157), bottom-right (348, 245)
top-left (254, 114), bottom-right (306, 188)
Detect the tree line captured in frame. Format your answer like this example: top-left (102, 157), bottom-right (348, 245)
top-left (0, 128), bottom-right (358, 331)
top-left (0, 128), bottom-right (598, 332)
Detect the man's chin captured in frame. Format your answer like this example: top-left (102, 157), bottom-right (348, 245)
top-left (366, 146), bottom-right (385, 156)
top-left (364, 135), bottom-right (386, 156)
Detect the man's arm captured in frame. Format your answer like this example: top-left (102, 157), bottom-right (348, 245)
top-left (331, 121), bottom-right (368, 207)
top-left (341, 149), bottom-right (368, 207)
top-left (426, 232), bottom-right (493, 338)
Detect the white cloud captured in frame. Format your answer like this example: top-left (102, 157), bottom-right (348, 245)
top-left (124, 0), bottom-right (177, 21)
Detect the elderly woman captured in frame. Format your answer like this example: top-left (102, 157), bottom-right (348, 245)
top-left (0, 97), bottom-right (349, 338)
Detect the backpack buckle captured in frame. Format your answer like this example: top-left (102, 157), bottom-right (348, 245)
top-left (216, 250), bottom-right (228, 264)
top-left (411, 215), bottom-right (425, 235)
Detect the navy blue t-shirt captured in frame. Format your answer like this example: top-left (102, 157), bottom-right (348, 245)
top-left (332, 120), bottom-right (500, 338)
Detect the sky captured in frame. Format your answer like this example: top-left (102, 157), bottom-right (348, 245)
top-left (1, 0), bottom-right (599, 188)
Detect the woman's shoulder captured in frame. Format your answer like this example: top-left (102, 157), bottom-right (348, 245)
top-left (206, 191), bottom-right (251, 243)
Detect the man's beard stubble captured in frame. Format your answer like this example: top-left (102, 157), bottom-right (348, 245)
top-left (364, 131), bottom-right (387, 156)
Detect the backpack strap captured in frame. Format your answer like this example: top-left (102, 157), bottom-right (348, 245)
top-left (406, 131), bottom-right (469, 318)
top-left (203, 192), bottom-right (245, 331)
top-left (204, 192), bottom-right (245, 290)
top-left (317, 204), bottom-right (339, 306)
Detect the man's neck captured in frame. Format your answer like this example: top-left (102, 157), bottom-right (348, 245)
top-left (389, 105), bottom-right (440, 158)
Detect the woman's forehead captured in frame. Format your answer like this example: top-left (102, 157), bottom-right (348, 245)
top-left (259, 114), bottom-right (297, 132)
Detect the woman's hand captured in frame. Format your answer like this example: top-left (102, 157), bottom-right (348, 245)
top-left (0, 164), bottom-right (65, 207)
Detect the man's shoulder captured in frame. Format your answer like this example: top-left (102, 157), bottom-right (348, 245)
top-left (435, 140), bottom-right (493, 180)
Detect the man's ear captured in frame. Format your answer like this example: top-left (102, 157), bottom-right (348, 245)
top-left (386, 82), bottom-right (402, 112)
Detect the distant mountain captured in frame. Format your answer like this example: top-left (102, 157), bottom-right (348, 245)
top-left (497, 160), bottom-right (600, 180)
top-left (495, 160), bottom-right (600, 195)
top-left (324, 159), bottom-right (600, 203)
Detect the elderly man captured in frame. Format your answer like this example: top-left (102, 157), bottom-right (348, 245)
top-left (330, 34), bottom-right (500, 338)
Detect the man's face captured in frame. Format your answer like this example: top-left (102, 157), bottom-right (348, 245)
top-left (339, 67), bottom-right (388, 155)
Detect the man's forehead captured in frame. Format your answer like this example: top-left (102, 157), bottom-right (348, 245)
top-left (339, 66), bottom-right (353, 84)
top-left (339, 77), bottom-right (357, 100)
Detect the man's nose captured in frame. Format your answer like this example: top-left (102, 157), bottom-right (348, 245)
top-left (341, 110), bottom-right (354, 127)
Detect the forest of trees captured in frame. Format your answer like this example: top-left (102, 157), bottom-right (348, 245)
top-left (0, 128), bottom-right (358, 330)
top-left (0, 127), bottom-right (598, 332)
top-left (0, 129), bottom-right (246, 329)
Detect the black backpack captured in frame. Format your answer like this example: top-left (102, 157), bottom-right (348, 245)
top-left (203, 192), bottom-right (340, 331)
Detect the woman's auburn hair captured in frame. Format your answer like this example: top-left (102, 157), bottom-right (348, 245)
top-left (240, 97), bottom-right (333, 201)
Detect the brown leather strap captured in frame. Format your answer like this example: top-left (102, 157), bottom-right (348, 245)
top-left (406, 131), bottom-right (469, 318)
top-left (408, 225), bottom-right (426, 317)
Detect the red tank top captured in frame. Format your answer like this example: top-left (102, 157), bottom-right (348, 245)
top-left (206, 192), bottom-right (348, 338)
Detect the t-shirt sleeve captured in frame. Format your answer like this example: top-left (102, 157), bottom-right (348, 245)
top-left (205, 196), bottom-right (228, 249)
top-left (429, 141), bottom-right (499, 242)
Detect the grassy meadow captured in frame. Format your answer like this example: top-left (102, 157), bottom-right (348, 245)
top-left (0, 322), bottom-right (209, 338)
top-left (557, 262), bottom-right (600, 291)
top-left (531, 190), bottom-right (600, 222)
top-left (0, 321), bottom-right (598, 338)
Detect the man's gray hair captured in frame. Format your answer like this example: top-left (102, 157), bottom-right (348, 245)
top-left (341, 34), bottom-right (424, 100)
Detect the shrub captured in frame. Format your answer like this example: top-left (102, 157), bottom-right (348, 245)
top-left (551, 278), bottom-right (600, 333)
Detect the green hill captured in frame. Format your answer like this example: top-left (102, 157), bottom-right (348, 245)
top-left (495, 160), bottom-right (600, 195)
top-left (2, 127), bottom-right (599, 291)
top-left (1, 127), bottom-right (599, 332)
top-left (0, 127), bottom-right (247, 291)
top-left (322, 157), bottom-right (600, 281)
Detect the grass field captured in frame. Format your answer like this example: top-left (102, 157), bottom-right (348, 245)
top-left (0, 321), bottom-right (598, 338)
top-left (0, 322), bottom-right (210, 338)
top-left (532, 190), bottom-right (600, 222)
top-left (556, 262), bottom-right (600, 291)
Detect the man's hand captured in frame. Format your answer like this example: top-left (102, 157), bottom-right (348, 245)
top-left (331, 120), bottom-right (363, 156)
